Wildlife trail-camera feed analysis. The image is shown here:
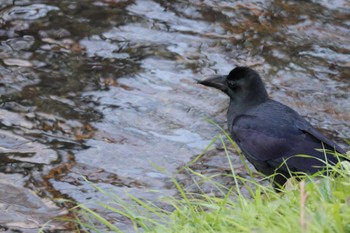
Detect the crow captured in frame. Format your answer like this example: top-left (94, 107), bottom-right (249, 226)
top-left (199, 67), bottom-right (347, 187)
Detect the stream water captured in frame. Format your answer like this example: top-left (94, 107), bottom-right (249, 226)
top-left (0, 0), bottom-right (349, 232)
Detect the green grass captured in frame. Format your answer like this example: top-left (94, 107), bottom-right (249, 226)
top-left (52, 132), bottom-right (350, 233)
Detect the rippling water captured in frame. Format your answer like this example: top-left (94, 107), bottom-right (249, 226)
top-left (0, 0), bottom-right (349, 231)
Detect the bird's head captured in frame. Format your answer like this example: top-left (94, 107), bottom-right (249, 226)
top-left (198, 67), bottom-right (269, 104)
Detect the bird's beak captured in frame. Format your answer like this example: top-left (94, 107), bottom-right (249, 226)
top-left (198, 75), bottom-right (228, 93)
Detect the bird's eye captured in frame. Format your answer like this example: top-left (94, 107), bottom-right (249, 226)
top-left (227, 79), bottom-right (239, 89)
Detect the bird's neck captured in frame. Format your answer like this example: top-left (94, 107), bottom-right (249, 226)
top-left (227, 91), bottom-right (269, 129)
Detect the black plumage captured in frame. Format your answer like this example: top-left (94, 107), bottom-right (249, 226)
top-left (199, 67), bottom-right (346, 186)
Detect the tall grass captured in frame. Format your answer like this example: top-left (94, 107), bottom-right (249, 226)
top-left (52, 132), bottom-right (350, 233)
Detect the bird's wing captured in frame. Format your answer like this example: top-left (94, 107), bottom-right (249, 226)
top-left (231, 113), bottom-right (345, 162)
top-left (295, 121), bottom-right (346, 154)
top-left (231, 114), bottom-right (302, 162)
top-left (232, 113), bottom-right (347, 176)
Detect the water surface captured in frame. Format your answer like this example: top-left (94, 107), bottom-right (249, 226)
top-left (0, 0), bottom-right (349, 231)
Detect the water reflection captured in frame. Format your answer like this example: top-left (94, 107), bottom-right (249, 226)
top-left (0, 0), bottom-right (349, 231)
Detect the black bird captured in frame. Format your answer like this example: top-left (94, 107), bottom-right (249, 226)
top-left (199, 67), bottom-right (346, 187)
